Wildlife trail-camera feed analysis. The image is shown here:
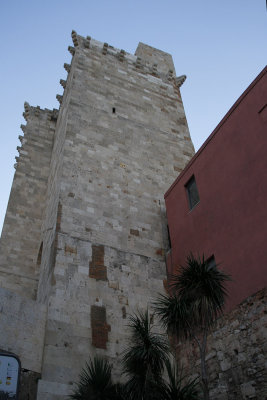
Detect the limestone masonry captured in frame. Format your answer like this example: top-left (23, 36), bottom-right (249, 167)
top-left (0, 31), bottom-right (194, 399)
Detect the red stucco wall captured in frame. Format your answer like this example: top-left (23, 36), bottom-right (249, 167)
top-left (165, 67), bottom-right (267, 311)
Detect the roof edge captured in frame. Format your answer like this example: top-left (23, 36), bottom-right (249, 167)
top-left (165, 65), bottom-right (267, 199)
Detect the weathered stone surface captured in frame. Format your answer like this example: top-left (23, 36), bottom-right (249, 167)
top-left (0, 107), bottom-right (56, 299)
top-left (0, 287), bottom-right (46, 373)
top-left (0, 33), bottom-right (194, 400)
top-left (176, 288), bottom-right (267, 400)
top-left (1, 31), bottom-right (266, 400)
top-left (34, 35), bottom-right (194, 399)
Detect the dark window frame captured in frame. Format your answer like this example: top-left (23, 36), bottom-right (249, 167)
top-left (167, 224), bottom-right (172, 249)
top-left (185, 175), bottom-right (200, 210)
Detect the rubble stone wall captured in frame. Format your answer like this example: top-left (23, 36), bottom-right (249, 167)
top-left (177, 288), bottom-right (267, 400)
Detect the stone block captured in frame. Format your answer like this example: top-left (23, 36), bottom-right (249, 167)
top-left (240, 381), bottom-right (256, 398)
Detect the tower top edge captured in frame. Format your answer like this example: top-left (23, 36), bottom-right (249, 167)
top-left (135, 42), bottom-right (173, 58)
top-left (72, 30), bottom-right (179, 78)
top-left (23, 102), bottom-right (59, 121)
top-left (135, 42), bottom-right (175, 75)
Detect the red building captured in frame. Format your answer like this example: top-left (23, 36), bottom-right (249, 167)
top-left (165, 66), bottom-right (267, 311)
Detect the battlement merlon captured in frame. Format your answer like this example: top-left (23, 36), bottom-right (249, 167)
top-left (135, 42), bottom-right (176, 76)
top-left (23, 102), bottom-right (59, 122)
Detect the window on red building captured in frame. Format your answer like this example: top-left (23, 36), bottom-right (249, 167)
top-left (185, 175), bottom-right (200, 210)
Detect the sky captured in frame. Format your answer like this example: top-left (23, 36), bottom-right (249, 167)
top-left (0, 0), bottom-right (266, 233)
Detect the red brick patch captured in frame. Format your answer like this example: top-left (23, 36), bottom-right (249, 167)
top-left (156, 248), bottom-right (165, 256)
top-left (91, 305), bottom-right (111, 349)
top-left (89, 245), bottom-right (107, 281)
top-left (65, 245), bottom-right (77, 255)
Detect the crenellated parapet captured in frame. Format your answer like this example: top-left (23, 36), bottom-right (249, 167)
top-left (20, 123), bottom-right (26, 133)
top-left (55, 30), bottom-right (186, 114)
top-left (1, 99), bottom-right (58, 300)
top-left (64, 63), bottom-right (71, 73)
top-left (57, 41), bottom-right (77, 106)
top-left (60, 79), bottom-right (66, 89)
top-left (71, 30), bottom-right (79, 47)
top-left (167, 69), bottom-right (174, 81)
top-left (68, 46), bottom-right (75, 56)
top-left (16, 104), bottom-right (58, 169)
top-left (23, 101), bottom-right (30, 120)
top-left (22, 102), bottom-right (58, 122)
top-left (56, 94), bottom-right (63, 105)
top-left (84, 36), bottom-right (91, 48)
top-left (102, 42), bottom-right (108, 55)
top-left (64, 30), bottom-right (187, 87)
top-left (118, 49), bottom-right (126, 62)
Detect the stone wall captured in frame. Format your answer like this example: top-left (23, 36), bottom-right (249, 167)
top-left (36, 32), bottom-right (194, 399)
top-left (0, 287), bottom-right (46, 373)
top-left (0, 31), bottom-right (195, 400)
top-left (177, 288), bottom-right (267, 399)
top-left (0, 107), bottom-right (56, 299)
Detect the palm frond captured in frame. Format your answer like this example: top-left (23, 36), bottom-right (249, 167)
top-left (154, 253), bottom-right (229, 400)
top-left (70, 356), bottom-right (120, 400)
top-left (153, 293), bottom-right (192, 339)
top-left (164, 357), bottom-right (199, 400)
top-left (169, 253), bottom-right (231, 325)
top-left (123, 373), bottom-right (166, 400)
top-left (122, 309), bottom-right (169, 399)
top-left (122, 309), bottom-right (169, 378)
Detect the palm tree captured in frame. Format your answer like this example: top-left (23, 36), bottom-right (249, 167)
top-left (122, 309), bottom-right (169, 400)
top-left (154, 253), bottom-right (231, 400)
top-left (70, 356), bottom-right (122, 400)
top-left (122, 310), bottom-right (200, 400)
top-left (164, 357), bottom-right (199, 400)
top-left (70, 310), bottom-right (200, 400)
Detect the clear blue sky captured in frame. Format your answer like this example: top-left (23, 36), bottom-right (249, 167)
top-left (0, 0), bottom-right (266, 232)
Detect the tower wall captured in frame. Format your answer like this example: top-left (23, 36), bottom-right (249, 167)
top-left (0, 32), bottom-right (195, 400)
top-left (36, 34), bottom-right (194, 399)
top-left (37, 57), bottom-right (75, 304)
top-left (0, 107), bottom-right (56, 299)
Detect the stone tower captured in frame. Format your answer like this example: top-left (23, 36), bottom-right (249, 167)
top-left (0, 31), bottom-right (194, 399)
